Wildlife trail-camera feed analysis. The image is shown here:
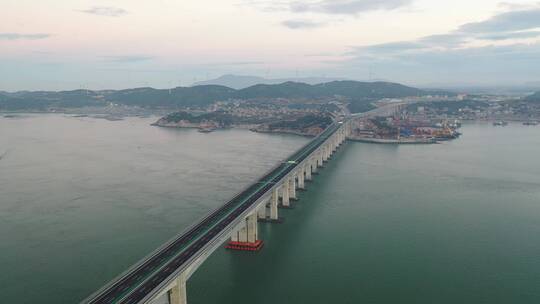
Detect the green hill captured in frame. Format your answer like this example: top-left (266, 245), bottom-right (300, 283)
top-left (234, 82), bottom-right (318, 99)
top-left (1, 81), bottom-right (428, 112)
top-left (233, 81), bottom-right (423, 100)
top-left (315, 81), bottom-right (424, 98)
top-left (107, 85), bottom-right (236, 108)
top-left (0, 90), bottom-right (104, 110)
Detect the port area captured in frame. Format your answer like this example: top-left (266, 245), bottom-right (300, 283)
top-left (225, 240), bottom-right (264, 251)
top-left (350, 115), bottom-right (461, 145)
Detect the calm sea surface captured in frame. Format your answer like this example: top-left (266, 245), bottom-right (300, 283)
top-left (1, 114), bottom-right (539, 304)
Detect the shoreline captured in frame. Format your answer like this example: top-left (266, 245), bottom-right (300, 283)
top-left (348, 137), bottom-right (438, 145)
top-left (151, 122), bottom-right (318, 137)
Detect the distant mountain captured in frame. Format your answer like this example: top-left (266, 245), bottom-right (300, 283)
top-left (235, 82), bottom-right (318, 99)
top-left (0, 81), bottom-right (427, 112)
top-left (193, 75), bottom-right (268, 90)
top-left (107, 85), bottom-right (236, 108)
top-left (193, 74), bottom-right (347, 89)
top-left (234, 81), bottom-right (424, 100)
top-left (316, 81), bottom-right (424, 99)
top-left (0, 89), bottom-right (104, 110)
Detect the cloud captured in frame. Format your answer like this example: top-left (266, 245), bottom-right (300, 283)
top-left (459, 8), bottom-right (540, 33)
top-left (0, 33), bottom-right (51, 40)
top-left (419, 33), bottom-right (467, 47)
top-left (340, 6), bottom-right (540, 84)
top-left (497, 2), bottom-right (540, 11)
top-left (480, 31), bottom-right (540, 41)
top-left (243, 0), bottom-right (412, 31)
top-left (101, 56), bottom-right (153, 63)
top-left (244, 0), bottom-right (412, 15)
top-left (198, 61), bottom-right (267, 67)
top-left (80, 6), bottom-right (128, 17)
top-left (282, 19), bottom-right (327, 29)
top-left (290, 0), bottom-right (412, 15)
top-left (363, 41), bottom-right (424, 52)
top-left (353, 6), bottom-right (540, 59)
top-left (343, 42), bottom-right (540, 85)
top-left (221, 61), bottom-right (266, 65)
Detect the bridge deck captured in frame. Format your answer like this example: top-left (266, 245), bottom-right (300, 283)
top-left (84, 122), bottom-right (342, 304)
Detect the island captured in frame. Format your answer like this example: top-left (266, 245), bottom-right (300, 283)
top-left (152, 110), bottom-right (334, 136)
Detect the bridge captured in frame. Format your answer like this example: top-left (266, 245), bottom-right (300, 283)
top-left (83, 104), bottom-right (403, 304)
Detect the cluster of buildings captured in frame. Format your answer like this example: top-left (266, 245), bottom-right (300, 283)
top-left (349, 115), bottom-right (461, 144)
top-left (203, 98), bottom-right (343, 123)
top-left (406, 94), bottom-right (540, 122)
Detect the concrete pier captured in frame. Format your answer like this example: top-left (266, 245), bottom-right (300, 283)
top-left (289, 177), bottom-right (296, 200)
top-left (168, 275), bottom-right (187, 304)
top-left (282, 179), bottom-right (290, 207)
top-left (227, 212), bottom-right (263, 251)
top-left (298, 168), bottom-right (305, 189)
top-left (246, 213), bottom-right (258, 243)
top-left (238, 224), bottom-right (247, 242)
top-left (257, 203), bottom-right (266, 220)
top-left (324, 146), bottom-right (330, 161)
top-left (306, 164), bottom-right (312, 181)
top-left (270, 188), bottom-right (279, 220)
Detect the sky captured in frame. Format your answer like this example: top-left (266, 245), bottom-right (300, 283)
top-left (1, 0), bottom-right (540, 91)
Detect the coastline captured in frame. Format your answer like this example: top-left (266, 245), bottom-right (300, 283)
top-left (348, 137), bottom-right (438, 144)
top-left (151, 122), bottom-right (318, 137)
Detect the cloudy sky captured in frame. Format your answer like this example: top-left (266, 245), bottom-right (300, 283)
top-left (2, 0), bottom-right (540, 90)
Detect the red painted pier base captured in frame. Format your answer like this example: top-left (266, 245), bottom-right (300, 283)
top-left (225, 240), bottom-right (264, 251)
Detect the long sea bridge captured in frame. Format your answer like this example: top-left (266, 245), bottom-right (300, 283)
top-left (83, 105), bottom-right (403, 304)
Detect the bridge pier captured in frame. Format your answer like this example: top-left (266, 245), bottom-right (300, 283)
top-left (281, 179), bottom-right (290, 207)
top-left (247, 213), bottom-right (258, 243)
top-left (298, 168), bottom-right (305, 189)
top-left (326, 145), bottom-right (331, 160)
top-left (305, 163), bottom-right (312, 181)
top-left (238, 224), bottom-right (248, 242)
top-left (270, 188), bottom-right (279, 220)
top-left (289, 177), bottom-right (297, 200)
top-left (168, 274), bottom-right (187, 304)
top-left (257, 202), bottom-right (267, 220)
top-left (259, 190), bottom-right (281, 223)
top-left (227, 213), bottom-right (263, 251)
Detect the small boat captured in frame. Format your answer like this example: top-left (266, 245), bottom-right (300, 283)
top-left (523, 121), bottom-right (539, 126)
top-left (198, 128), bottom-right (215, 133)
top-left (493, 121), bottom-right (508, 126)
